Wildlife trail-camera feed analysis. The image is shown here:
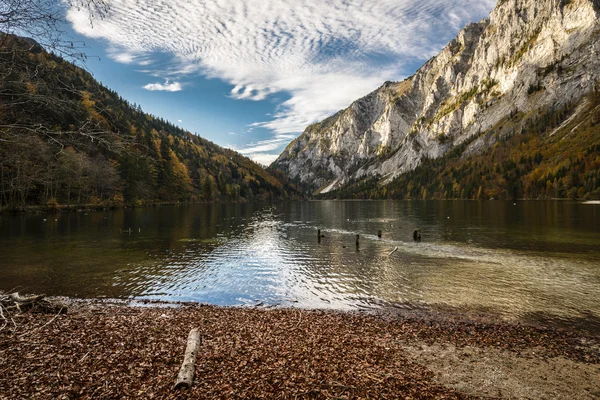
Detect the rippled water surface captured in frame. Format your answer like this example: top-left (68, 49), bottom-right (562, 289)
top-left (1, 201), bottom-right (599, 327)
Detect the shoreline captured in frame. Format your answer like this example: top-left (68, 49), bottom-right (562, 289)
top-left (0, 200), bottom-right (256, 216)
top-left (1, 299), bottom-right (598, 399)
top-left (55, 295), bottom-right (600, 337)
top-left (2, 198), bottom-right (599, 216)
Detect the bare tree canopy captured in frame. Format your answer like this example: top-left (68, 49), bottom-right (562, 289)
top-left (0, 0), bottom-right (121, 210)
top-left (0, 0), bottom-right (107, 60)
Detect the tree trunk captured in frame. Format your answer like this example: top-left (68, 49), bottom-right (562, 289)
top-left (174, 328), bottom-right (202, 390)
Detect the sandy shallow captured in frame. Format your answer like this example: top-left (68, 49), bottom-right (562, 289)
top-left (403, 343), bottom-right (599, 399)
top-left (0, 301), bottom-right (598, 399)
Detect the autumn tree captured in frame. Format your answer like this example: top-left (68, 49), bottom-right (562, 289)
top-left (0, 6), bottom-right (295, 210)
top-left (158, 139), bottom-right (192, 201)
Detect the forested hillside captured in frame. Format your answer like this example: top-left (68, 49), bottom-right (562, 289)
top-left (320, 91), bottom-right (600, 200)
top-left (0, 34), bottom-right (298, 212)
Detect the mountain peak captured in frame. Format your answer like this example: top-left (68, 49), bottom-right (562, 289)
top-left (272, 0), bottom-right (600, 197)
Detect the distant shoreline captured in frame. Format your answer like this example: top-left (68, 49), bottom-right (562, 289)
top-left (0, 199), bottom-right (263, 216)
top-left (2, 198), bottom-right (599, 216)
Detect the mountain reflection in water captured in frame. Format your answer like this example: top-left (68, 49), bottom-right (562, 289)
top-left (0, 200), bottom-right (598, 330)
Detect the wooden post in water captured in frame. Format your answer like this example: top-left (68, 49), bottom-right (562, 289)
top-left (356, 234), bottom-right (360, 249)
top-left (413, 229), bottom-right (422, 242)
top-left (318, 229), bottom-right (321, 243)
top-left (377, 230), bottom-right (382, 238)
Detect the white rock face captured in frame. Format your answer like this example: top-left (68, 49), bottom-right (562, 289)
top-left (272, 0), bottom-right (600, 193)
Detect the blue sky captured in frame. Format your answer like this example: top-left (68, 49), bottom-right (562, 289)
top-left (62, 0), bottom-right (497, 165)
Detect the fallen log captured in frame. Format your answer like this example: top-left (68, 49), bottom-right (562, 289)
top-left (9, 292), bottom-right (46, 304)
top-left (1, 292), bottom-right (66, 315)
top-left (174, 328), bottom-right (202, 390)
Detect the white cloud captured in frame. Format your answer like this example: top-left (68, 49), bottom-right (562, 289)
top-left (178, 119), bottom-right (183, 123)
top-left (110, 51), bottom-right (136, 64)
top-left (237, 137), bottom-right (291, 155)
top-left (250, 153), bottom-right (280, 167)
top-left (106, 47), bottom-right (154, 66)
top-left (66, 0), bottom-right (496, 156)
top-left (251, 71), bottom-right (395, 134)
top-left (143, 81), bottom-right (183, 92)
top-left (231, 135), bottom-right (296, 165)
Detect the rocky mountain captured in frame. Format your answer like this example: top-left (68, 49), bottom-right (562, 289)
top-left (272, 0), bottom-right (600, 199)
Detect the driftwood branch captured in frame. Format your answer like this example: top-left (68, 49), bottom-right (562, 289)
top-left (9, 292), bottom-right (46, 304)
top-left (0, 292), bottom-right (67, 334)
top-left (174, 328), bottom-right (202, 390)
top-left (0, 304), bottom-right (7, 332)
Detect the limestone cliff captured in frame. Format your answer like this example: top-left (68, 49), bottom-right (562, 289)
top-left (272, 0), bottom-right (600, 194)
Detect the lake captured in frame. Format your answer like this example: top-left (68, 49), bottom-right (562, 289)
top-left (0, 201), bottom-right (599, 329)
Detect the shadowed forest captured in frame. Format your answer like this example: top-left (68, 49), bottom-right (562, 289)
top-left (0, 35), bottom-right (298, 212)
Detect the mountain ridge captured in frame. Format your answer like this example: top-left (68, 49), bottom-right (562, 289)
top-left (272, 0), bottom-right (600, 199)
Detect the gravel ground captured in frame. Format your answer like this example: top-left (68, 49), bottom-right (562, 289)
top-left (0, 302), bottom-right (598, 399)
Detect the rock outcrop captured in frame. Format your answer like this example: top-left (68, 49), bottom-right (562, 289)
top-left (272, 0), bottom-right (600, 194)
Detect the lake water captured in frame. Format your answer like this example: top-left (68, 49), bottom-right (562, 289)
top-left (1, 201), bottom-right (599, 329)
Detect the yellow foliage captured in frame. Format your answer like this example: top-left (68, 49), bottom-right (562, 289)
top-left (25, 82), bottom-right (37, 93)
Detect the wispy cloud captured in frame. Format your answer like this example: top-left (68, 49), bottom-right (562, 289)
top-left (106, 47), bottom-right (153, 66)
top-left (250, 153), bottom-right (280, 167)
top-left (238, 139), bottom-right (286, 155)
top-left (232, 135), bottom-right (296, 164)
top-left (143, 80), bottom-right (183, 92)
top-left (67, 0), bottom-right (496, 158)
top-left (109, 51), bottom-right (136, 64)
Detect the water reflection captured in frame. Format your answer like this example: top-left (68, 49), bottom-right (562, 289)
top-left (0, 201), bottom-right (599, 328)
